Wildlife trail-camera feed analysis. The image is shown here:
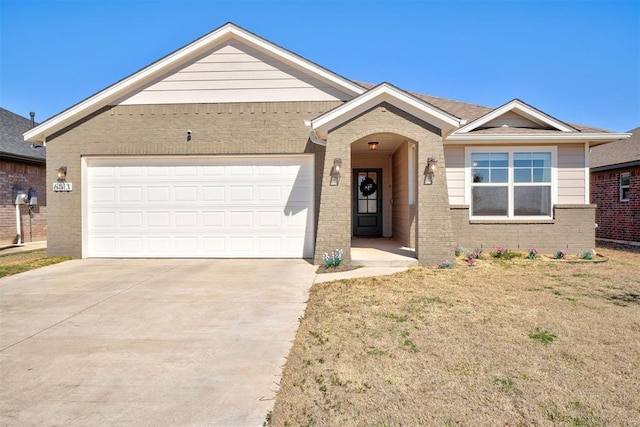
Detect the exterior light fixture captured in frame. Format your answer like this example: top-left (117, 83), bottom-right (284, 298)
top-left (330, 158), bottom-right (342, 186)
top-left (424, 157), bottom-right (438, 185)
top-left (368, 141), bottom-right (379, 151)
top-left (57, 166), bottom-right (67, 182)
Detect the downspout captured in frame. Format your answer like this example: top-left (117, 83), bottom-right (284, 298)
top-left (304, 120), bottom-right (327, 146)
top-left (16, 204), bottom-right (22, 245)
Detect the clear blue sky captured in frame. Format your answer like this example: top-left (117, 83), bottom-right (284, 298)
top-left (1, 0), bottom-right (638, 132)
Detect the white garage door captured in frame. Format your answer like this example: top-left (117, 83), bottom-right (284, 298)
top-left (85, 156), bottom-right (314, 258)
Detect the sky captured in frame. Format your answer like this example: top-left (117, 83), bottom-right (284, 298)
top-left (1, 0), bottom-right (639, 132)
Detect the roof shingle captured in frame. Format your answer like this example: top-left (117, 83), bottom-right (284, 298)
top-left (590, 126), bottom-right (640, 169)
top-left (0, 108), bottom-right (45, 163)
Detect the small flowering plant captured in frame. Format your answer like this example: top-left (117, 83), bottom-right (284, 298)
top-left (553, 249), bottom-right (567, 260)
top-left (528, 248), bottom-right (538, 260)
top-left (465, 248), bottom-right (482, 259)
top-left (466, 257), bottom-right (476, 267)
top-left (322, 248), bottom-right (344, 267)
top-left (580, 249), bottom-right (595, 260)
top-left (454, 245), bottom-right (464, 257)
top-left (438, 260), bottom-right (455, 269)
top-left (492, 246), bottom-right (507, 258)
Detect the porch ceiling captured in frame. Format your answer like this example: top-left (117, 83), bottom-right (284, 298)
top-left (352, 133), bottom-right (408, 154)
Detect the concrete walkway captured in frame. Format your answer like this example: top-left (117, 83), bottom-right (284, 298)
top-left (0, 258), bottom-right (316, 426)
top-left (0, 240), bottom-right (47, 256)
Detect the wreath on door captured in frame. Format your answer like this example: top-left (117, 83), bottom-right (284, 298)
top-left (359, 177), bottom-right (378, 197)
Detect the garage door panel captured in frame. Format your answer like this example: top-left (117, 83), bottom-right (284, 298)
top-left (87, 156), bottom-right (313, 258)
top-left (202, 211), bottom-right (225, 227)
top-left (203, 186), bottom-right (225, 201)
top-left (120, 212), bottom-right (143, 227)
top-left (148, 187), bottom-right (170, 202)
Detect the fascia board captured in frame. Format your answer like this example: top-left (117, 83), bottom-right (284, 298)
top-left (453, 99), bottom-right (576, 134)
top-left (311, 84), bottom-right (460, 137)
top-left (444, 133), bottom-right (632, 144)
top-left (24, 23), bottom-right (364, 143)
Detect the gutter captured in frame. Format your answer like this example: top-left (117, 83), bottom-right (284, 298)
top-left (0, 153), bottom-right (46, 166)
top-left (591, 160), bottom-right (640, 173)
top-left (444, 133), bottom-right (632, 143)
top-left (304, 120), bottom-right (327, 146)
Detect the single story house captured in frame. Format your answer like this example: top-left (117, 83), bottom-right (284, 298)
top-left (24, 23), bottom-right (630, 265)
top-left (590, 127), bottom-right (639, 245)
top-left (1, 107), bottom-right (46, 245)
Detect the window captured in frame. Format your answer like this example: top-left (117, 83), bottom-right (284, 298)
top-left (468, 148), bottom-right (554, 218)
top-left (620, 172), bottom-right (630, 201)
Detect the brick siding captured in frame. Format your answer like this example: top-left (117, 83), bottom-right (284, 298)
top-left (591, 167), bottom-right (640, 244)
top-left (0, 160), bottom-right (47, 245)
top-left (314, 103), bottom-right (454, 266)
top-left (45, 102), bottom-right (341, 257)
top-left (450, 204), bottom-right (597, 255)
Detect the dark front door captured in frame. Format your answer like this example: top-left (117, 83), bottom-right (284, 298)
top-left (353, 169), bottom-right (382, 236)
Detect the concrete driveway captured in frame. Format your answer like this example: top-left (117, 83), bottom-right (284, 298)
top-left (0, 258), bottom-right (317, 426)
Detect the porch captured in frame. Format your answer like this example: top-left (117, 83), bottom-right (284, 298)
top-left (351, 237), bottom-right (418, 267)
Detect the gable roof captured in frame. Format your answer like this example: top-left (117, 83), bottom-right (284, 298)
top-left (24, 22), bottom-right (365, 143)
top-left (356, 82), bottom-right (618, 136)
top-left (23, 22), bottom-right (629, 146)
top-left (590, 126), bottom-right (640, 171)
top-left (0, 108), bottom-right (45, 164)
top-left (310, 82), bottom-right (462, 139)
top-left (453, 99), bottom-right (579, 134)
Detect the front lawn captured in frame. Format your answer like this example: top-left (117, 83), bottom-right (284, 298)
top-left (270, 246), bottom-right (640, 426)
top-left (0, 250), bottom-right (71, 278)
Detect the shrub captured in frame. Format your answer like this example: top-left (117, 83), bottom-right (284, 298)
top-left (580, 249), bottom-right (595, 260)
top-left (438, 260), bottom-right (455, 269)
top-left (553, 249), bottom-right (567, 260)
top-left (491, 247), bottom-right (521, 260)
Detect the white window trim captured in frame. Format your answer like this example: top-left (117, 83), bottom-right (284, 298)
top-left (464, 146), bottom-right (558, 220)
top-left (620, 172), bottom-right (630, 202)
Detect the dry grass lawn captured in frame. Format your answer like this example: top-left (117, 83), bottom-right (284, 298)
top-left (0, 250), bottom-right (71, 278)
top-left (270, 245), bottom-right (640, 426)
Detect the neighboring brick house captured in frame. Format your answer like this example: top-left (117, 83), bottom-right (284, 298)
top-left (24, 23), bottom-right (630, 264)
top-left (1, 108), bottom-right (47, 245)
top-left (590, 127), bottom-right (639, 245)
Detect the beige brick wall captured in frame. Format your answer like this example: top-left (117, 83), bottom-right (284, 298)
top-left (314, 103), bottom-right (454, 266)
top-left (45, 101), bottom-right (341, 258)
top-left (450, 204), bottom-right (597, 255)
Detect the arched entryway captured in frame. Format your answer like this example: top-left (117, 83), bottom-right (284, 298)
top-left (350, 132), bottom-right (418, 265)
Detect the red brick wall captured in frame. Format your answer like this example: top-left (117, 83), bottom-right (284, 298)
top-left (0, 160), bottom-right (47, 245)
top-left (591, 167), bottom-right (640, 244)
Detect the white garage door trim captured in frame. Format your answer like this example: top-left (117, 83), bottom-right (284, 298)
top-left (82, 155), bottom-right (314, 258)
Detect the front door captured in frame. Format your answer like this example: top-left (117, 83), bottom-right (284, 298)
top-left (353, 169), bottom-right (382, 236)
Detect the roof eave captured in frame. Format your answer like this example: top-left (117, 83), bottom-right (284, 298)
top-left (452, 99), bottom-right (579, 135)
top-left (0, 152), bottom-right (46, 165)
top-left (311, 83), bottom-right (462, 139)
top-left (591, 160), bottom-right (640, 172)
top-left (444, 133), bottom-right (631, 145)
top-left (24, 22), bottom-right (366, 144)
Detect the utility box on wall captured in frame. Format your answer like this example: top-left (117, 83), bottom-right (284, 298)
top-left (13, 188), bottom-right (28, 205)
top-left (28, 188), bottom-right (38, 205)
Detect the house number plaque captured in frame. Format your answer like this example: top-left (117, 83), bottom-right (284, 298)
top-left (53, 182), bottom-right (73, 192)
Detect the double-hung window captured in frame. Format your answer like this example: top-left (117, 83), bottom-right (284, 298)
top-left (468, 148), bottom-right (555, 219)
top-left (620, 172), bottom-right (630, 201)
